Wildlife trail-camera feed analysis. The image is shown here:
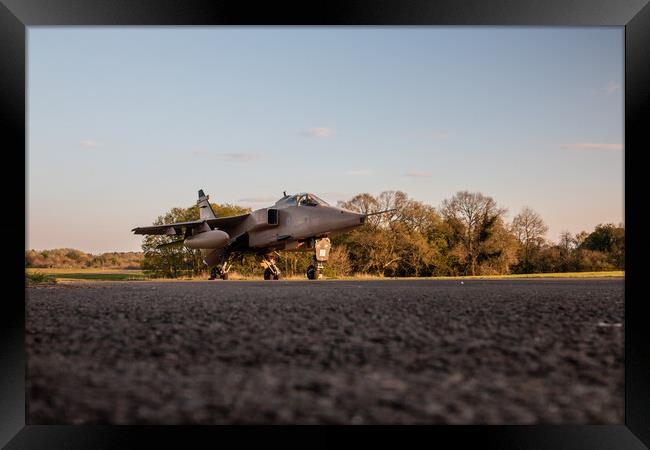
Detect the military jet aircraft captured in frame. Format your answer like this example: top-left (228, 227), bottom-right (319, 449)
top-left (132, 190), bottom-right (393, 280)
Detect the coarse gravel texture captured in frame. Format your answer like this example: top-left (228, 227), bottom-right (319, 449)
top-left (26, 279), bottom-right (624, 424)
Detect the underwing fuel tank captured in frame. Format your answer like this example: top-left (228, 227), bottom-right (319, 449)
top-left (184, 229), bottom-right (230, 249)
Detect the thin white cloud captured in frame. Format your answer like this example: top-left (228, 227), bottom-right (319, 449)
top-left (404, 170), bottom-right (432, 178)
top-left (561, 143), bottom-right (623, 151)
top-left (346, 169), bottom-right (370, 176)
top-left (604, 80), bottom-right (621, 95)
top-left (221, 152), bottom-right (259, 162)
top-left (300, 127), bottom-right (335, 138)
top-left (79, 139), bottom-right (100, 148)
top-left (192, 150), bottom-right (208, 157)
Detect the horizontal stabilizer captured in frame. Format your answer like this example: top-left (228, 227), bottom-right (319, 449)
top-left (132, 214), bottom-right (250, 236)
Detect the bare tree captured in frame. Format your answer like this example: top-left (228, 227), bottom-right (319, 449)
top-left (441, 191), bottom-right (506, 275)
top-left (559, 231), bottom-right (575, 252)
top-left (557, 230), bottom-right (576, 272)
top-left (511, 207), bottom-right (548, 272)
top-left (376, 190), bottom-right (406, 226)
top-left (339, 191), bottom-right (408, 228)
top-left (338, 193), bottom-right (382, 227)
top-left (397, 198), bottom-right (440, 235)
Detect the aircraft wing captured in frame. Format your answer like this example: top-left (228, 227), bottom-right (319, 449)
top-left (206, 214), bottom-right (251, 230)
top-left (132, 214), bottom-right (250, 236)
top-left (132, 220), bottom-right (205, 235)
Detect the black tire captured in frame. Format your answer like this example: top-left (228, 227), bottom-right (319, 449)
top-left (264, 268), bottom-right (272, 280)
top-left (209, 268), bottom-right (218, 280)
top-left (306, 265), bottom-right (317, 280)
top-left (221, 273), bottom-right (229, 280)
top-left (273, 273), bottom-right (281, 280)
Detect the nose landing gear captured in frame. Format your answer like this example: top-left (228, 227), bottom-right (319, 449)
top-left (306, 261), bottom-right (323, 280)
top-left (306, 237), bottom-right (331, 280)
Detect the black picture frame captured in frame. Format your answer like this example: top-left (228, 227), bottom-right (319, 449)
top-left (3, 0), bottom-right (649, 447)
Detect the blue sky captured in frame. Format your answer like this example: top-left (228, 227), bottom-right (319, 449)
top-left (27, 27), bottom-right (624, 253)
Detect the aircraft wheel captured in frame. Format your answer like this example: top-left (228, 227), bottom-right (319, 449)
top-left (221, 273), bottom-right (229, 280)
top-left (264, 268), bottom-right (273, 280)
top-left (273, 273), bottom-right (281, 280)
top-left (306, 265), bottom-right (318, 280)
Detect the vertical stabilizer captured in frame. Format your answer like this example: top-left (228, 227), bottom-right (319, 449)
top-left (197, 189), bottom-right (217, 220)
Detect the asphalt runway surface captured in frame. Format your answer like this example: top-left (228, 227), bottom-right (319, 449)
top-left (26, 278), bottom-right (624, 424)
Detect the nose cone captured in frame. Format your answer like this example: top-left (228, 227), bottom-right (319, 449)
top-left (351, 211), bottom-right (366, 227)
top-left (336, 207), bottom-right (366, 232)
top-left (311, 206), bottom-right (367, 237)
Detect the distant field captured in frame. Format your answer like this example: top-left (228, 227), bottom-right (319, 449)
top-left (26, 268), bottom-right (147, 281)
top-left (26, 267), bottom-right (624, 282)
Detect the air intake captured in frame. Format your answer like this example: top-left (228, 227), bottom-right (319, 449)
top-left (268, 209), bottom-right (279, 225)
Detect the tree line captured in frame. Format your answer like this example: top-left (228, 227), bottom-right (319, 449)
top-left (25, 248), bottom-right (143, 269)
top-left (136, 190), bottom-right (624, 278)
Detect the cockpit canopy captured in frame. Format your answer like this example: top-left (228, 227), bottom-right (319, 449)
top-left (275, 192), bottom-right (330, 207)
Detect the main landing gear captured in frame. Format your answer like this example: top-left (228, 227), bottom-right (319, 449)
top-left (306, 237), bottom-right (331, 280)
top-left (208, 254), bottom-right (232, 280)
top-left (260, 253), bottom-right (282, 280)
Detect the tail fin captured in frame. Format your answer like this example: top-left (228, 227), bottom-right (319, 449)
top-left (197, 189), bottom-right (217, 220)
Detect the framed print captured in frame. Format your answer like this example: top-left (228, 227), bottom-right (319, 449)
top-left (3, 0), bottom-right (649, 447)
